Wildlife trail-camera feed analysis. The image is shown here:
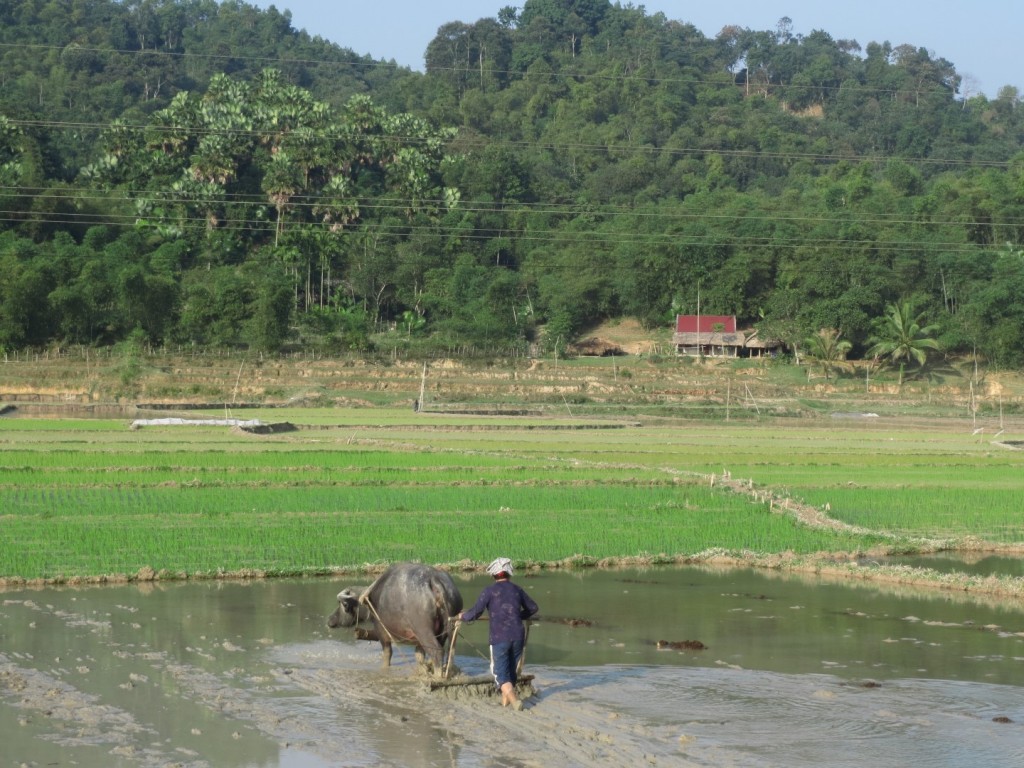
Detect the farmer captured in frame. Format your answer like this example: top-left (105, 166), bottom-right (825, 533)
top-left (459, 557), bottom-right (538, 710)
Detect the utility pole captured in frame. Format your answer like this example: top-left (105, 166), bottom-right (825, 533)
top-left (696, 281), bottom-right (702, 361)
top-left (418, 362), bottom-right (427, 412)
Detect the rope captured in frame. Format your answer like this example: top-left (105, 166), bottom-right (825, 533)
top-left (356, 582), bottom-right (531, 681)
top-left (360, 587), bottom-right (458, 674)
top-left (447, 619), bottom-right (490, 661)
top-left (444, 618), bottom-right (534, 678)
top-left (358, 589), bottom-right (414, 645)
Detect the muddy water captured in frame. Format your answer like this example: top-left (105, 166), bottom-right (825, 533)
top-left (2, 566), bottom-right (1023, 767)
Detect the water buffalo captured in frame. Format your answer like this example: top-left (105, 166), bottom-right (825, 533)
top-left (327, 562), bottom-right (463, 673)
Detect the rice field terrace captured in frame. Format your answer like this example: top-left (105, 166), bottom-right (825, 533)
top-left (2, 403), bottom-right (1024, 585)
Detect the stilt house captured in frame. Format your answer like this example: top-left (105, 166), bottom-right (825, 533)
top-left (673, 315), bottom-right (781, 358)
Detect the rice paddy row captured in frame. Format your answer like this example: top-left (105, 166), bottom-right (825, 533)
top-left (1, 411), bottom-right (1022, 582)
top-left (2, 485), bottom-right (882, 580)
top-left (317, 417), bottom-right (1024, 545)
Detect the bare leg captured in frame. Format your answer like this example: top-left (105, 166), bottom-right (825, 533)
top-left (500, 681), bottom-right (522, 710)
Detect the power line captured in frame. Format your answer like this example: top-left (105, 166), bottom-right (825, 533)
top-left (0, 205), bottom-right (1001, 259)
top-left (1, 38), bottom-right (1019, 255)
top-left (5, 184), bottom-right (1024, 232)
top-left (3, 114), bottom-right (1016, 174)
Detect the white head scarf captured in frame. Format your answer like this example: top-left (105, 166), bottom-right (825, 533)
top-left (486, 557), bottom-right (514, 577)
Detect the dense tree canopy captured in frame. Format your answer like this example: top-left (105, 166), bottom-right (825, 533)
top-left (2, 0), bottom-right (1024, 365)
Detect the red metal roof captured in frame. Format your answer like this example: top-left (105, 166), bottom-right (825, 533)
top-left (675, 315), bottom-right (736, 333)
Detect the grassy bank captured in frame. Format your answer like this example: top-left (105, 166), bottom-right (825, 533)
top-left (4, 342), bottom-right (1024, 422)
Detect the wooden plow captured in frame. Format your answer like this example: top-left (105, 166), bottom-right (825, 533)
top-left (426, 619), bottom-right (536, 700)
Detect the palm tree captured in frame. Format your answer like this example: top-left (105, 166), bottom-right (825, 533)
top-left (866, 302), bottom-right (941, 386)
top-left (803, 328), bottom-right (852, 381)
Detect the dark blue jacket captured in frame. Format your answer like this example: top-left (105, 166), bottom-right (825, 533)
top-left (462, 579), bottom-right (538, 644)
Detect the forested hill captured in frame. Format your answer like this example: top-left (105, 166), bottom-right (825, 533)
top-left (2, 0), bottom-right (1024, 368)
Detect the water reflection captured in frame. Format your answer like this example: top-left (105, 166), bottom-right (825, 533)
top-left (885, 552), bottom-right (1024, 578)
top-left (2, 565), bottom-right (1023, 768)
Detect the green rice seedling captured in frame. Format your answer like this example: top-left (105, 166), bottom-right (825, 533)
top-left (0, 481), bottom-right (886, 580)
top-left (2, 414), bottom-right (1022, 581)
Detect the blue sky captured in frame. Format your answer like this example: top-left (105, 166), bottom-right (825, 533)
top-left (253, 0), bottom-right (1022, 98)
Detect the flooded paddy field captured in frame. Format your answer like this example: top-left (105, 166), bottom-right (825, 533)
top-left (2, 566), bottom-right (1023, 767)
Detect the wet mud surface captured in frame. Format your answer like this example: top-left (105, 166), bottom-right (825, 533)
top-left (2, 567), bottom-right (1024, 767)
